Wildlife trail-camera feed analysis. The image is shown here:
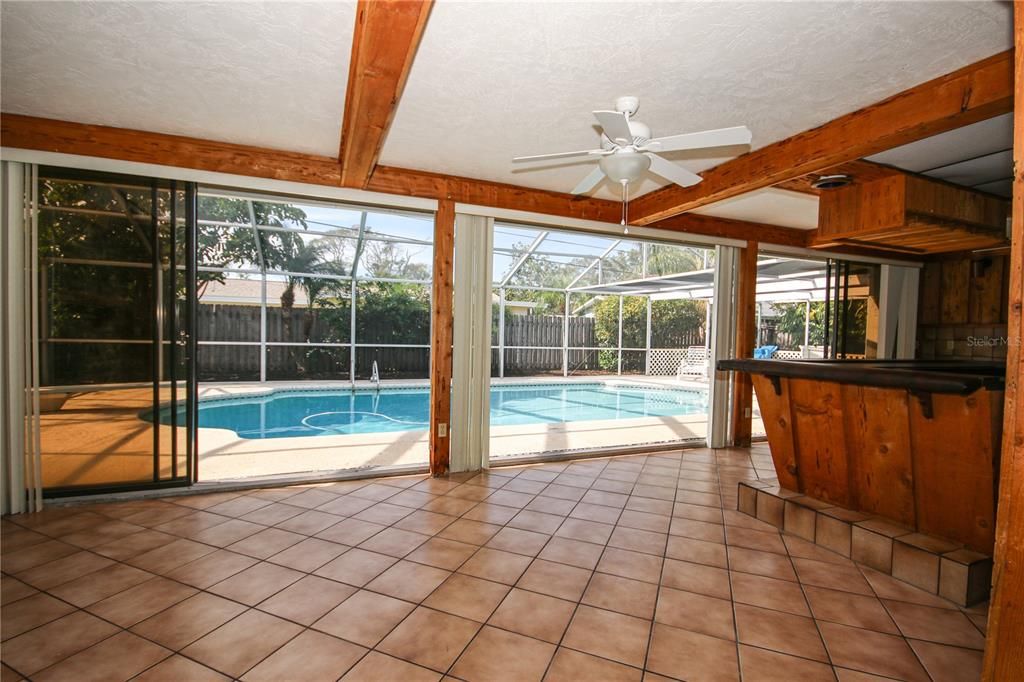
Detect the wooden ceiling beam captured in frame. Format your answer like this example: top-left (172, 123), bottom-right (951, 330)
top-left (339, 0), bottom-right (433, 188)
top-left (629, 50), bottom-right (1014, 225)
top-left (1, 113), bottom-right (811, 247)
top-left (774, 159), bottom-right (906, 195)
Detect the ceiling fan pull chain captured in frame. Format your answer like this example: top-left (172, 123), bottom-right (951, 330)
top-left (621, 180), bottom-right (629, 234)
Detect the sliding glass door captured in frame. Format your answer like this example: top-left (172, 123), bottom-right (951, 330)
top-left (36, 167), bottom-right (195, 493)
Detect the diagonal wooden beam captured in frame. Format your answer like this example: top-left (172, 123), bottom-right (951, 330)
top-left (0, 113), bottom-right (812, 247)
top-left (338, 0), bottom-right (433, 188)
top-left (630, 50), bottom-right (1014, 225)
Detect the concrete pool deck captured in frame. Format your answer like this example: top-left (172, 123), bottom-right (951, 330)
top-left (38, 376), bottom-right (765, 487)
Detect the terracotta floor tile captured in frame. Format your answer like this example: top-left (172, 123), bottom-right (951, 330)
top-left (738, 644), bottom-right (837, 682)
top-left (517, 558), bottom-right (593, 601)
top-left (132, 655), bottom-right (230, 682)
top-left (538, 537), bottom-right (604, 570)
top-left (128, 538), bottom-right (217, 574)
top-left (315, 518), bottom-right (387, 546)
top-left (406, 537), bottom-right (478, 570)
top-left (0, 575), bottom-right (38, 606)
top-left (32, 631), bottom-right (170, 682)
top-left (646, 623), bottom-right (739, 682)
top-left (227, 527), bottom-right (305, 559)
top-left (486, 526), bottom-right (550, 556)
top-left (203, 496), bottom-right (273, 518)
top-left (377, 606), bottom-right (481, 672)
top-left (275, 510), bottom-right (345, 536)
top-left (794, 558), bottom-right (873, 595)
top-left (526, 496), bottom-right (577, 516)
top-left (462, 502), bottom-right (521, 526)
top-left (350, 482), bottom-right (403, 501)
top-left (581, 490), bottom-right (629, 509)
top-left (562, 605), bottom-right (651, 668)
top-left (92, 530), bottom-right (177, 562)
top-left (394, 510), bottom-right (458, 535)
top-left (859, 566), bottom-right (958, 610)
top-left (60, 520), bottom-right (145, 550)
top-left (582, 572), bottom-right (658, 619)
top-left (654, 586), bottom-right (735, 641)
top-left (339, 651), bottom-right (440, 682)
top-left (726, 527), bottom-right (787, 554)
top-left (266, 536), bottom-right (350, 569)
top-left (673, 501), bottom-right (725, 524)
top-left (181, 609), bottom-right (302, 678)
top-left (883, 600), bottom-right (986, 649)
top-left (1, 611), bottom-right (119, 675)
top-left (727, 546), bottom-right (798, 581)
top-left (489, 588), bottom-right (576, 643)
top-left (596, 547), bottom-right (663, 584)
top-left (16, 550), bottom-right (114, 590)
top-left (1, 593), bottom-right (76, 641)
top-left (313, 548), bottom-right (397, 587)
top-left (451, 626), bottom-right (555, 682)
top-left (608, 527), bottom-right (667, 556)
top-left (669, 517), bottom-right (725, 543)
top-left (459, 547), bottom-right (533, 585)
top-left (818, 621), bottom-right (930, 682)
top-left (543, 647), bottom-right (642, 682)
top-left (366, 560), bottom-right (451, 602)
top-left (803, 585), bottom-right (899, 634)
top-left (241, 629), bottom-right (366, 682)
top-left (151, 511), bottom-right (229, 538)
top-left (486, 489), bottom-right (536, 509)
top-left (617, 510), bottom-right (671, 533)
top-left (543, 485), bottom-right (586, 504)
top-left (422, 496), bottom-right (478, 517)
top-left (784, 534), bottom-right (852, 565)
top-left (238, 502), bottom-right (305, 526)
top-left (735, 603), bottom-right (827, 662)
top-left (555, 518), bottom-right (614, 544)
top-left (358, 527), bottom-right (430, 558)
top-left (625, 497), bottom-right (673, 517)
top-left (47, 562), bottom-right (152, 607)
top-left (314, 589), bottom-right (416, 647)
top-left (661, 558), bottom-right (731, 599)
top-left (570, 502), bottom-right (623, 525)
top-left (130, 592), bottom-right (247, 650)
top-left (164, 549), bottom-right (258, 589)
top-left (191, 519), bottom-right (264, 547)
top-left (730, 571), bottom-right (811, 617)
top-left (386, 490), bottom-right (439, 510)
top-left (86, 576), bottom-right (197, 628)
top-left (909, 639), bottom-right (984, 682)
top-left (665, 534), bottom-right (728, 569)
top-left (447, 482), bottom-right (497, 500)
top-left (208, 562), bottom-right (304, 606)
top-left (284, 488), bottom-right (341, 509)
top-left (438, 519), bottom-right (502, 545)
top-left (258, 575), bottom-right (356, 625)
top-left (353, 502), bottom-right (415, 526)
top-left (508, 510), bottom-right (565, 535)
top-left (424, 573), bottom-right (510, 622)
top-left (501, 478), bottom-right (547, 495)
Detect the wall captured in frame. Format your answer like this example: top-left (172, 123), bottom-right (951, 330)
top-left (917, 254), bottom-right (1010, 361)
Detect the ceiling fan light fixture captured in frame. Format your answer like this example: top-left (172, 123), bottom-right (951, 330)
top-left (599, 152), bottom-right (651, 184)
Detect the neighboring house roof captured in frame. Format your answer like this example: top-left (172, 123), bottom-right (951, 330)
top-left (200, 278), bottom-right (310, 307)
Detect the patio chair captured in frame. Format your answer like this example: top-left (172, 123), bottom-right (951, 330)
top-left (676, 346), bottom-right (710, 380)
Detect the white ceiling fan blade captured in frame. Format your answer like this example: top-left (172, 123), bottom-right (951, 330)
top-left (593, 110), bottom-right (633, 145)
top-left (571, 167), bottom-right (606, 195)
top-left (513, 149), bottom-right (606, 163)
top-left (645, 126), bottom-right (752, 153)
top-left (645, 153), bottom-right (703, 187)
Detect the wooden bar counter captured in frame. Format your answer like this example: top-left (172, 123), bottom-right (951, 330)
top-left (718, 359), bottom-right (1005, 553)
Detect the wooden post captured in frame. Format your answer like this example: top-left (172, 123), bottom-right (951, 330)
top-left (429, 200), bottom-right (455, 477)
top-left (983, 7), bottom-right (1024, 678)
top-left (731, 240), bottom-right (758, 447)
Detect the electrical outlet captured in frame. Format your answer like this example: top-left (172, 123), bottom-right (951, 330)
top-left (437, 423), bottom-right (448, 438)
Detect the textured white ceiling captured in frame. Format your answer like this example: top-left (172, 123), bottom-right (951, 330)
top-left (0, 1), bottom-right (355, 156)
top-left (869, 113), bottom-right (1013, 197)
top-left (380, 0), bottom-right (1010, 202)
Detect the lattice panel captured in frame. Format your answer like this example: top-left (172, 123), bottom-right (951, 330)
top-left (648, 349), bottom-right (689, 376)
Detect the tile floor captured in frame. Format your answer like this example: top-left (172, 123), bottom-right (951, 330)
top-left (1, 445), bottom-right (987, 681)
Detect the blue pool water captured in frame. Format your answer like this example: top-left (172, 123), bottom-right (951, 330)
top-left (187, 383), bottom-right (708, 439)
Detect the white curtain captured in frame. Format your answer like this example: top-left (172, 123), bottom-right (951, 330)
top-left (1, 161), bottom-right (42, 514)
top-left (707, 245), bottom-right (738, 449)
top-left (449, 213), bottom-right (493, 473)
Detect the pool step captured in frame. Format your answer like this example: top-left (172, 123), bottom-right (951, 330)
top-left (736, 480), bottom-right (992, 607)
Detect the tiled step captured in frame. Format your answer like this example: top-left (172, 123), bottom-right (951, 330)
top-left (737, 480), bottom-right (992, 607)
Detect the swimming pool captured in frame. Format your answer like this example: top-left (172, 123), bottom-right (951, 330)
top-left (183, 383), bottom-right (708, 439)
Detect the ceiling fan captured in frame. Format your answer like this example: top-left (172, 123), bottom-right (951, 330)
top-left (513, 96), bottom-right (752, 229)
